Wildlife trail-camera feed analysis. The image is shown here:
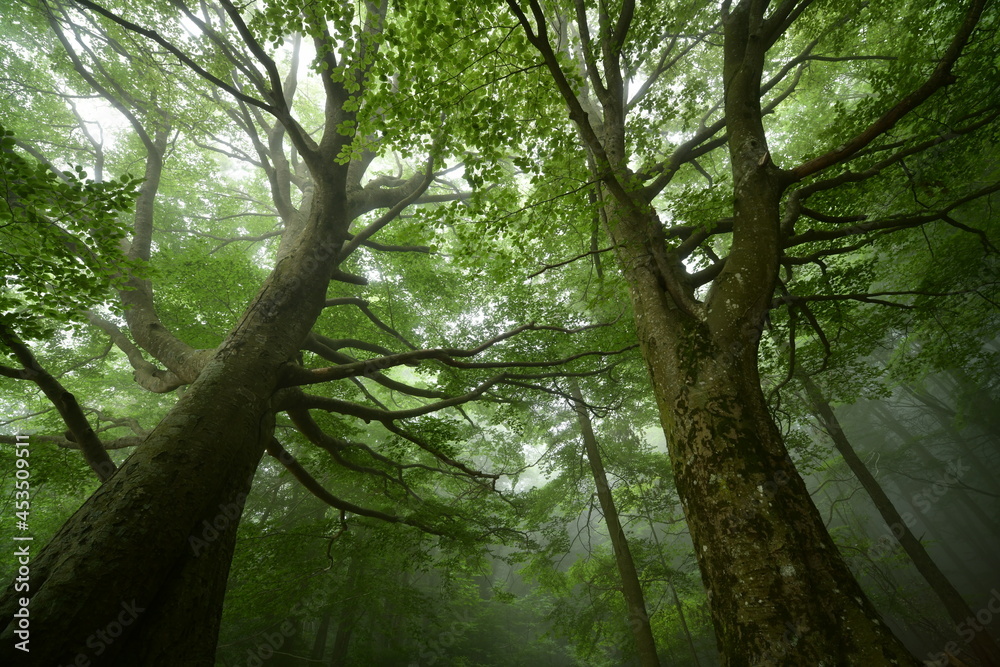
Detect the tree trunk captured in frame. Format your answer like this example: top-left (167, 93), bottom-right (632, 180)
top-left (593, 93), bottom-right (918, 664)
top-left (328, 554), bottom-right (366, 667)
top-left (0, 176), bottom-right (349, 665)
top-left (570, 382), bottom-right (661, 667)
top-left (632, 307), bottom-right (917, 664)
top-left (311, 611), bottom-right (332, 662)
top-left (804, 381), bottom-right (1000, 666)
top-left (669, 582), bottom-right (702, 667)
top-left (328, 610), bottom-right (360, 667)
top-left (637, 496), bottom-right (705, 666)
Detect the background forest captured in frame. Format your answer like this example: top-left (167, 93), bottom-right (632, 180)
top-left (0, 0), bottom-right (998, 665)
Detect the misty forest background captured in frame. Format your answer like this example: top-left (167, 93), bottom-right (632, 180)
top-left (0, 0), bottom-right (999, 666)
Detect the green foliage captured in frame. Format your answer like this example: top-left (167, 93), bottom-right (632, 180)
top-left (0, 126), bottom-right (141, 341)
top-left (1, 0), bottom-right (998, 663)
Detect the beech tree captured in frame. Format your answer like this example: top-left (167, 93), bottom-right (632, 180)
top-left (0, 1), bottom-right (627, 664)
top-left (1, 0), bottom-right (998, 665)
top-left (482, 0), bottom-right (998, 663)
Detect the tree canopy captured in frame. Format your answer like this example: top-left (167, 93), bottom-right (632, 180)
top-left (1, 0), bottom-right (998, 665)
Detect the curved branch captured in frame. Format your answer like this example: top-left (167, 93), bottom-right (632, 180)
top-left (774, 287), bottom-right (997, 309)
top-left (85, 312), bottom-right (185, 393)
top-left (286, 374), bottom-right (509, 418)
top-left (265, 437), bottom-right (452, 537)
top-left (284, 324), bottom-right (631, 387)
top-left (791, 0), bottom-right (988, 181)
top-left (528, 245), bottom-right (618, 278)
top-left (788, 104), bottom-right (1000, 202)
top-left (286, 410), bottom-right (424, 501)
top-left (0, 324), bottom-right (116, 481)
top-left (302, 334), bottom-right (448, 400)
top-left (323, 298), bottom-right (417, 349)
top-left (339, 155), bottom-right (436, 261)
top-left (784, 181), bottom-right (1000, 248)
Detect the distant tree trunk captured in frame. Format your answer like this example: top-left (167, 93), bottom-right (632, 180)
top-left (311, 611), bottom-right (332, 662)
top-left (329, 555), bottom-right (365, 667)
top-left (802, 376), bottom-right (1000, 666)
top-left (936, 369), bottom-right (1000, 439)
top-left (0, 174), bottom-right (350, 666)
top-left (569, 382), bottom-right (661, 667)
top-left (328, 611), bottom-right (360, 667)
top-left (668, 582), bottom-right (702, 667)
top-left (637, 497), bottom-right (704, 667)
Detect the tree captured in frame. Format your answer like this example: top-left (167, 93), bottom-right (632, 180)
top-left (490, 0), bottom-right (999, 663)
top-left (0, 1), bottom-right (627, 664)
top-left (1, 1), bottom-right (998, 665)
top-left (570, 380), bottom-right (660, 666)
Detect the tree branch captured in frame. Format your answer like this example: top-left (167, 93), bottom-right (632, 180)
top-left (790, 0), bottom-right (987, 181)
top-left (0, 324), bottom-right (116, 481)
top-left (283, 323), bottom-right (630, 387)
top-left (784, 181), bottom-right (1000, 248)
top-left (71, 0), bottom-right (275, 113)
top-left (339, 155), bottom-right (435, 261)
top-left (322, 298), bottom-right (418, 349)
top-left (265, 437), bottom-right (452, 537)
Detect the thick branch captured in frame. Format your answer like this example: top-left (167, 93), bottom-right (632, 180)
top-left (339, 156), bottom-right (435, 261)
top-left (0, 325), bottom-right (116, 481)
top-left (85, 311), bottom-right (185, 393)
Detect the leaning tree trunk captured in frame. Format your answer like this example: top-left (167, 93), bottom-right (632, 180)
top-left (802, 375), bottom-right (1000, 666)
top-left (669, 582), bottom-right (702, 667)
top-left (570, 382), bottom-right (661, 667)
top-left (0, 177), bottom-right (349, 666)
